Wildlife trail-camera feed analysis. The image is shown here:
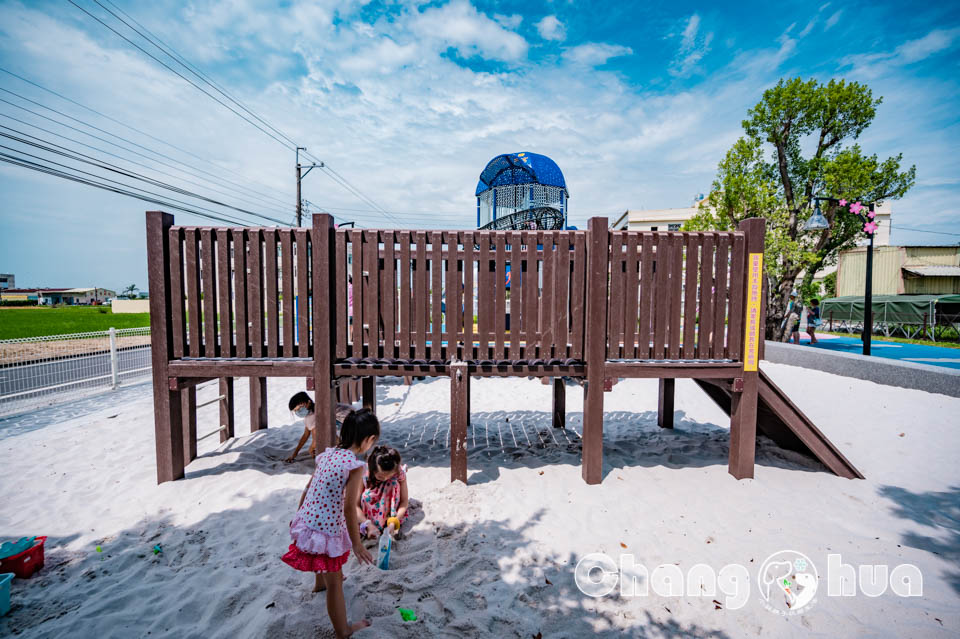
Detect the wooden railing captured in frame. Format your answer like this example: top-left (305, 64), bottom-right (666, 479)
top-left (147, 211), bottom-right (769, 485)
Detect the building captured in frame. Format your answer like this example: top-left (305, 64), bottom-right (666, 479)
top-left (837, 245), bottom-right (960, 296)
top-left (613, 200), bottom-right (894, 296)
top-left (613, 200), bottom-right (892, 246)
top-left (0, 273), bottom-right (13, 290)
top-left (612, 203), bottom-right (701, 232)
top-left (0, 287), bottom-right (117, 305)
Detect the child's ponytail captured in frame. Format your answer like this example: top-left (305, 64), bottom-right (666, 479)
top-left (337, 407), bottom-right (380, 450)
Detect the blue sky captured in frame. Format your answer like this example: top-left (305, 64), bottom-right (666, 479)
top-left (0, 0), bottom-right (958, 290)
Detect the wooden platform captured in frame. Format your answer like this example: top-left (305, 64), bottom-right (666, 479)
top-left (145, 210), bottom-right (862, 485)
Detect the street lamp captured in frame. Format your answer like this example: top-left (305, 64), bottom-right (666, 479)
top-left (804, 197), bottom-right (878, 356)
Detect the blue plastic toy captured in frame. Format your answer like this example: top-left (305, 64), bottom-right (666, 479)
top-left (376, 529), bottom-right (392, 570)
top-left (0, 572), bottom-right (13, 617)
top-left (0, 537), bottom-right (36, 561)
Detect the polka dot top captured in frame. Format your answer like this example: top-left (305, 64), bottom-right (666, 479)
top-left (288, 447), bottom-right (365, 556)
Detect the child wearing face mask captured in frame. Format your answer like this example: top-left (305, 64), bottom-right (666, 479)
top-left (285, 392), bottom-right (354, 463)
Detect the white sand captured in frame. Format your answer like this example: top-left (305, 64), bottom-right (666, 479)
top-left (1, 363), bottom-right (958, 638)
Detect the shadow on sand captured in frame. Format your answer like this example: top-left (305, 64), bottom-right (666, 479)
top-left (878, 484), bottom-right (960, 595)
top-left (1, 494), bottom-right (733, 638)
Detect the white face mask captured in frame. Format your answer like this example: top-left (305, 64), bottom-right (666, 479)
top-left (294, 407), bottom-right (310, 418)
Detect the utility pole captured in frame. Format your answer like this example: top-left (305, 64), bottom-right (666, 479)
top-left (296, 147), bottom-right (323, 227)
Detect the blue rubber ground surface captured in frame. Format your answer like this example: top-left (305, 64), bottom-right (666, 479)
top-left (794, 334), bottom-right (960, 370)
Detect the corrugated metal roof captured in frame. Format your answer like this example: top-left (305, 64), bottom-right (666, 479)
top-left (903, 266), bottom-right (960, 277)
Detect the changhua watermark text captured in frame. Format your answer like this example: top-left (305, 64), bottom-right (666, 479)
top-left (574, 551), bottom-right (923, 615)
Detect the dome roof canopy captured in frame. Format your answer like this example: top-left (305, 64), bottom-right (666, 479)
top-left (475, 152), bottom-right (567, 196)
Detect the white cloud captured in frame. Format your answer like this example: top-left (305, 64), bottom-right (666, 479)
top-left (411, 1), bottom-right (528, 62)
top-left (562, 42), bottom-right (632, 66)
top-left (493, 13), bottom-right (522, 30)
top-left (840, 27), bottom-right (960, 78)
top-left (339, 38), bottom-right (419, 74)
top-left (670, 13), bottom-right (713, 77)
top-left (897, 28), bottom-right (960, 63)
top-left (0, 0), bottom-right (956, 285)
top-left (824, 9), bottom-right (843, 31)
top-left (681, 14), bottom-right (701, 50)
top-left (536, 15), bottom-right (566, 42)
top-left (798, 18), bottom-right (817, 39)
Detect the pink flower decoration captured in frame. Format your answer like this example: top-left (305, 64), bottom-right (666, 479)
top-left (849, 201), bottom-right (863, 215)
top-left (864, 221), bottom-right (878, 234)
top-left (867, 209), bottom-right (876, 219)
top-left (838, 199), bottom-right (847, 207)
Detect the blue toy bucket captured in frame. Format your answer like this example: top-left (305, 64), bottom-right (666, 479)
top-left (0, 572), bottom-right (13, 616)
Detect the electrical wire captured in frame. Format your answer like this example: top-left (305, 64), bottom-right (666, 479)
top-left (1, 128), bottom-right (288, 224)
top-left (891, 225), bottom-right (960, 238)
top-left (0, 144), bottom-right (257, 225)
top-left (71, 0), bottom-right (403, 229)
top-left (0, 66), bottom-right (291, 205)
top-left (0, 92), bottom-right (292, 222)
top-left (67, 0), bottom-right (295, 151)
top-left (0, 114), bottom-right (291, 219)
top-left (94, 0), bottom-right (300, 150)
top-left (0, 151), bottom-right (247, 225)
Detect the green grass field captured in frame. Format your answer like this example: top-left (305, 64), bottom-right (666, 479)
top-left (0, 306), bottom-right (151, 340)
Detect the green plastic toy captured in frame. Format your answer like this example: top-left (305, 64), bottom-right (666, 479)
top-left (398, 607), bottom-right (417, 622)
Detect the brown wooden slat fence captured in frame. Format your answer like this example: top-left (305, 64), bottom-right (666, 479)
top-left (147, 211), bottom-right (861, 486)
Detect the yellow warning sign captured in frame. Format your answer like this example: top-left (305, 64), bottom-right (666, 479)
top-left (743, 253), bottom-right (764, 372)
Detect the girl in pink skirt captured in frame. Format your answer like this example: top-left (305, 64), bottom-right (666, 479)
top-left (282, 408), bottom-right (379, 637)
top-left (358, 446), bottom-right (409, 539)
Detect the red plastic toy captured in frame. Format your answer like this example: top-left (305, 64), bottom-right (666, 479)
top-left (0, 537), bottom-right (46, 578)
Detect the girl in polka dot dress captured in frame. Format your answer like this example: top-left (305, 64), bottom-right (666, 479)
top-left (282, 408), bottom-right (379, 638)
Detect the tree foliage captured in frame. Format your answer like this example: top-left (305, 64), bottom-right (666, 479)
top-left (684, 78), bottom-right (915, 338)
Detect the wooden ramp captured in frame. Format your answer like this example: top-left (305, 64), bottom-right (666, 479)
top-left (694, 370), bottom-right (864, 479)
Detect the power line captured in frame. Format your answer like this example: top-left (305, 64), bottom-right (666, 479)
top-left (0, 144), bottom-right (257, 225)
top-left (94, 0), bottom-right (300, 149)
top-left (0, 113), bottom-right (291, 219)
top-left (891, 225), bottom-right (960, 238)
top-left (0, 66), bottom-right (291, 205)
top-left (72, 1), bottom-right (402, 229)
top-left (1, 127), bottom-right (289, 224)
top-left (67, 0), bottom-right (295, 151)
top-left (0, 150), bottom-right (248, 225)
top-left (0, 90), bottom-right (292, 220)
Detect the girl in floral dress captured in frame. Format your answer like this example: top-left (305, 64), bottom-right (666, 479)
top-left (357, 446), bottom-right (409, 539)
top-left (282, 408), bottom-right (379, 638)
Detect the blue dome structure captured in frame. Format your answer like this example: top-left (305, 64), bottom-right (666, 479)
top-left (475, 152), bottom-right (569, 230)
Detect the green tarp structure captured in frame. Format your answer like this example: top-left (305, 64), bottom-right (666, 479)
top-left (820, 294), bottom-right (960, 324)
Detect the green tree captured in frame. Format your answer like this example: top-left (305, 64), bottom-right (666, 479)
top-left (822, 271), bottom-right (837, 299)
top-left (122, 284), bottom-right (139, 299)
top-left (685, 78), bottom-right (915, 338)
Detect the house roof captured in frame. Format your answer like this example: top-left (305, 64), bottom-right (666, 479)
top-left (902, 266), bottom-right (960, 277)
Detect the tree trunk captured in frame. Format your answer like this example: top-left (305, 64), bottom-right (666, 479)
top-left (767, 271), bottom-right (802, 341)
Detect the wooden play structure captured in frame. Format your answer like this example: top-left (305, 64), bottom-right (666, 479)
top-left (146, 211), bottom-right (862, 484)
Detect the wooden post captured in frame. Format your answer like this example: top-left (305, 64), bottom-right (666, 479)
top-left (182, 386), bottom-right (197, 462)
top-left (582, 217), bottom-right (609, 484)
top-left (729, 218), bottom-right (765, 479)
top-left (219, 377), bottom-right (234, 443)
top-left (657, 378), bottom-right (675, 429)
top-left (312, 214), bottom-right (337, 449)
top-left (362, 377), bottom-right (376, 415)
top-left (249, 377), bottom-right (267, 431)
top-left (146, 211), bottom-right (184, 484)
top-left (552, 377), bottom-right (566, 428)
top-left (450, 361), bottom-right (469, 483)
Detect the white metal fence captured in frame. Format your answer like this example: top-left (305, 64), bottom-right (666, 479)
top-left (0, 327), bottom-right (152, 417)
